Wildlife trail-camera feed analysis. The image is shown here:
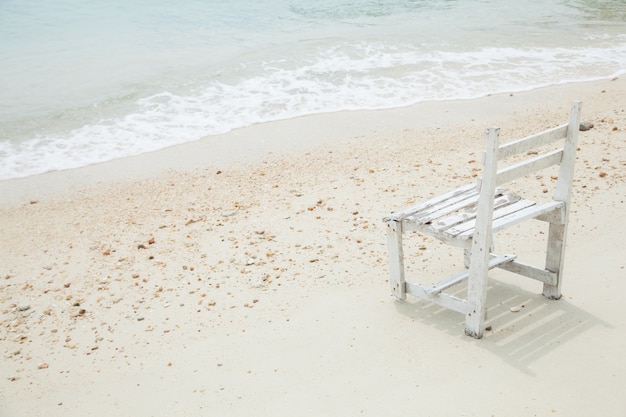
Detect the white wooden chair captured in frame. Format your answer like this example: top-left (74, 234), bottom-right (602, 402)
top-left (384, 102), bottom-right (582, 338)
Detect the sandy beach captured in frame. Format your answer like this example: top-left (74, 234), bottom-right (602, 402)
top-left (1, 78), bottom-right (625, 416)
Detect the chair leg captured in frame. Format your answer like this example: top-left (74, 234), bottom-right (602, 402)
top-left (386, 221), bottom-right (406, 300)
top-left (543, 222), bottom-right (566, 300)
top-left (464, 240), bottom-right (494, 268)
top-left (464, 234), bottom-right (491, 339)
top-left (463, 248), bottom-right (471, 268)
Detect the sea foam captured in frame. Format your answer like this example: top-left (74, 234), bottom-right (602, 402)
top-left (1, 0), bottom-right (626, 179)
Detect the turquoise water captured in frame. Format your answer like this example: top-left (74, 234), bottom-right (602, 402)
top-left (1, 0), bottom-right (625, 179)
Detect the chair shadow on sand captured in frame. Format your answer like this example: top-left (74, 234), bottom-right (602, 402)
top-left (394, 277), bottom-right (609, 375)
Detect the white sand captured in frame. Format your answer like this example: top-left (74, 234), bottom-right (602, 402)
top-left (1, 78), bottom-right (625, 416)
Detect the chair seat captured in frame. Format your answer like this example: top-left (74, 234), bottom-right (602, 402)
top-left (384, 184), bottom-right (565, 244)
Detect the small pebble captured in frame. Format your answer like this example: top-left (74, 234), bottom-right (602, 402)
top-left (579, 122), bottom-right (594, 131)
top-left (16, 304), bottom-right (30, 312)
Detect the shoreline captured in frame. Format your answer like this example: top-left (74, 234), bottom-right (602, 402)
top-left (1, 77), bottom-right (625, 416)
top-left (0, 77), bottom-right (619, 206)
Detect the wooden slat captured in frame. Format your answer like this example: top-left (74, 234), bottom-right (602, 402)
top-left (451, 200), bottom-right (562, 240)
top-left (431, 193), bottom-right (521, 232)
top-left (405, 186), bottom-right (508, 225)
top-left (383, 183), bottom-right (476, 222)
top-left (411, 191), bottom-right (481, 224)
top-left (426, 254), bottom-right (517, 295)
top-left (402, 223), bottom-right (473, 249)
top-left (497, 124), bottom-right (568, 159)
top-left (495, 149), bottom-right (563, 186)
top-left (407, 189), bottom-right (480, 223)
top-left (405, 281), bottom-right (468, 314)
top-left (490, 200), bottom-right (563, 234)
top-left (497, 260), bottom-right (557, 285)
top-left (445, 196), bottom-right (535, 238)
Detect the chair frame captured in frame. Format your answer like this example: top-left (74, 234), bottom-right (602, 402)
top-left (384, 102), bottom-right (582, 338)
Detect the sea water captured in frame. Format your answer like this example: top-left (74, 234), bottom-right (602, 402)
top-left (1, 0), bottom-right (625, 180)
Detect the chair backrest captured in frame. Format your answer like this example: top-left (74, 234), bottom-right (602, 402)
top-left (480, 101), bottom-right (582, 203)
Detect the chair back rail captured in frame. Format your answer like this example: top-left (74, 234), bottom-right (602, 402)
top-left (496, 124), bottom-right (568, 160)
top-left (479, 101), bottom-right (582, 202)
